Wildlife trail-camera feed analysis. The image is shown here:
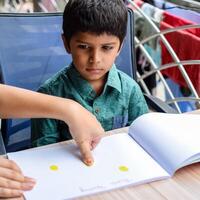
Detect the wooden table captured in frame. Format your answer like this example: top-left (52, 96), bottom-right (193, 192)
top-left (79, 110), bottom-right (200, 200)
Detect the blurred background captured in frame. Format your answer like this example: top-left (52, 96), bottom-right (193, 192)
top-left (0, 0), bottom-right (67, 13)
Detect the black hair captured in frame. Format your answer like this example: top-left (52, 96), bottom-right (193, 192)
top-left (62, 0), bottom-right (127, 45)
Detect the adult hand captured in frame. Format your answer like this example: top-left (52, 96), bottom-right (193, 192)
top-left (0, 157), bottom-right (36, 198)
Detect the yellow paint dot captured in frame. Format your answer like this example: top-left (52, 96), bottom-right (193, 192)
top-left (119, 165), bottom-right (129, 172)
top-left (50, 165), bottom-right (59, 171)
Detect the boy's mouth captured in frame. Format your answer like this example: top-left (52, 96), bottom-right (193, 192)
top-left (86, 68), bottom-right (103, 74)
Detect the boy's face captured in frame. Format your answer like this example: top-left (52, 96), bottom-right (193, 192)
top-left (62, 32), bottom-right (121, 86)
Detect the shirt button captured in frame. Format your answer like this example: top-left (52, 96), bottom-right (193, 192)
top-left (95, 108), bottom-right (100, 114)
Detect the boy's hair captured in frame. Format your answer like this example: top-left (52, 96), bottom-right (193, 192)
top-left (62, 0), bottom-right (127, 46)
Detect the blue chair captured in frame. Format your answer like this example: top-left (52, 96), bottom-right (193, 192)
top-left (0, 8), bottom-right (174, 152)
top-left (0, 12), bottom-right (71, 151)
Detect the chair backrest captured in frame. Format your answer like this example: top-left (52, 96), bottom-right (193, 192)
top-left (0, 13), bottom-right (71, 152)
top-left (116, 9), bottom-right (135, 79)
top-left (0, 8), bottom-right (135, 152)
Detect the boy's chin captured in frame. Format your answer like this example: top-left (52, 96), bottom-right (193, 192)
top-left (83, 74), bottom-right (106, 82)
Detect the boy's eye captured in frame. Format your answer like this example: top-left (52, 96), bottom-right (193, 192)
top-left (78, 44), bottom-right (89, 49)
top-left (102, 46), bottom-right (114, 51)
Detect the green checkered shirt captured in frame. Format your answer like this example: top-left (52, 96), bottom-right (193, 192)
top-left (31, 63), bottom-right (148, 147)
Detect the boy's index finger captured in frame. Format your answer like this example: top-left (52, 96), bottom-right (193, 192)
top-left (78, 140), bottom-right (94, 166)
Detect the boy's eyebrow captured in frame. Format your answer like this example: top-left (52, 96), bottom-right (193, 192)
top-left (75, 40), bottom-right (117, 45)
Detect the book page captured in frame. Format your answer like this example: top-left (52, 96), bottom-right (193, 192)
top-left (129, 113), bottom-right (200, 175)
top-left (8, 134), bottom-right (169, 200)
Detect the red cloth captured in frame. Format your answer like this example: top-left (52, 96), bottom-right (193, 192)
top-left (160, 12), bottom-right (200, 94)
top-left (40, 0), bottom-right (56, 12)
top-left (127, 0), bottom-right (143, 10)
top-left (163, 12), bottom-right (200, 36)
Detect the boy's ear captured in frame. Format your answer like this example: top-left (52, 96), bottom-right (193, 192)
top-left (61, 34), bottom-right (71, 53)
top-left (117, 42), bottom-right (124, 56)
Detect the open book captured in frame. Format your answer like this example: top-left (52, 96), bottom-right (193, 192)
top-left (8, 112), bottom-right (200, 200)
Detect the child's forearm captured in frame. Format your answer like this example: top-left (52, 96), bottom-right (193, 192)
top-left (0, 84), bottom-right (71, 121)
top-left (0, 84), bottom-right (89, 129)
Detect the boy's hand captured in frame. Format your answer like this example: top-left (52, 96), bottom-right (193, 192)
top-left (66, 102), bottom-right (105, 166)
top-left (0, 157), bottom-right (36, 198)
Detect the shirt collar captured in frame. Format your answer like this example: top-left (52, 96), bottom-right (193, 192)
top-left (67, 63), bottom-right (122, 99)
top-left (105, 64), bottom-right (121, 93)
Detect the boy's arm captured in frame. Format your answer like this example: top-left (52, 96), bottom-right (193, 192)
top-left (31, 118), bottom-right (60, 147)
top-left (127, 84), bottom-right (149, 125)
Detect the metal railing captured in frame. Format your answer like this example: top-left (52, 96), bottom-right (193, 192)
top-left (127, 0), bottom-right (200, 113)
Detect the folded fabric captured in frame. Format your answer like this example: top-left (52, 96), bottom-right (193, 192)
top-left (154, 0), bottom-right (200, 24)
top-left (163, 12), bottom-right (200, 36)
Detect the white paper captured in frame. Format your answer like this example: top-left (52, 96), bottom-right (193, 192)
top-left (8, 133), bottom-right (169, 200)
top-left (129, 113), bottom-right (200, 175)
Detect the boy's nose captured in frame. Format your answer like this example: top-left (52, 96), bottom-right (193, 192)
top-left (89, 50), bottom-right (101, 64)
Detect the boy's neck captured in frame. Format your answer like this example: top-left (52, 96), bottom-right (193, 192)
top-left (90, 77), bottom-right (107, 96)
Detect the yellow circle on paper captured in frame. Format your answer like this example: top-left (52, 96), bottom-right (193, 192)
top-left (119, 165), bottom-right (129, 172)
top-left (50, 165), bottom-right (59, 171)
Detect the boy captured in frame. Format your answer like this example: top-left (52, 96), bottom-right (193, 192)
top-left (31, 0), bottom-right (148, 147)
top-left (0, 84), bottom-right (104, 198)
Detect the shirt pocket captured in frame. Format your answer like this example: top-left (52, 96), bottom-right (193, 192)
top-left (112, 112), bottom-right (128, 129)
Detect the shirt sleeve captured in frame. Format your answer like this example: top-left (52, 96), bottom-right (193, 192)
top-left (127, 83), bottom-right (149, 126)
top-left (31, 118), bottom-right (59, 147)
